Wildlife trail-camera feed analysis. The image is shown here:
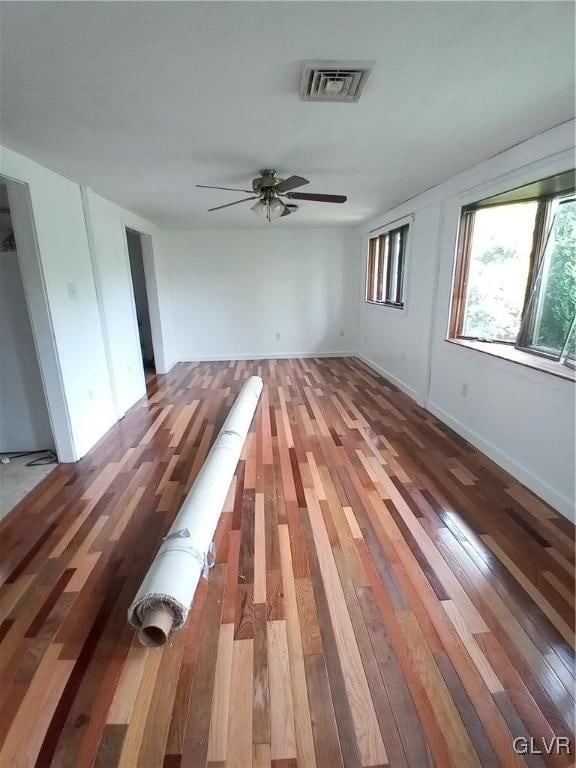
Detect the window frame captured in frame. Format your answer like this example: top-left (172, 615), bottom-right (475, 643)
top-left (516, 194), bottom-right (575, 361)
top-left (448, 169), bottom-right (575, 379)
top-left (365, 219), bottom-right (410, 310)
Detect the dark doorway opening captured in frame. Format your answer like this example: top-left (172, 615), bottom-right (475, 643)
top-left (126, 228), bottom-right (155, 374)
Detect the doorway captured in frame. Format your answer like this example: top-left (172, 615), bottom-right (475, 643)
top-left (0, 182), bottom-right (57, 519)
top-left (126, 227), bottom-right (155, 375)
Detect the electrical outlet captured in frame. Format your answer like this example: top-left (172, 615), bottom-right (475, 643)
top-left (67, 281), bottom-right (78, 300)
top-left (88, 388), bottom-right (96, 402)
top-left (275, 332), bottom-right (281, 340)
top-left (340, 330), bottom-right (345, 337)
top-left (461, 383), bottom-right (468, 398)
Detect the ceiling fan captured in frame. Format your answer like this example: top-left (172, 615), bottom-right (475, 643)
top-left (196, 170), bottom-right (347, 222)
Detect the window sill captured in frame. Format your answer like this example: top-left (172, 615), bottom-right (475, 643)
top-left (365, 300), bottom-right (405, 311)
top-left (446, 338), bottom-right (575, 382)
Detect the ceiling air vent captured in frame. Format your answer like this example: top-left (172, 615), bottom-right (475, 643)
top-left (299, 60), bottom-right (374, 103)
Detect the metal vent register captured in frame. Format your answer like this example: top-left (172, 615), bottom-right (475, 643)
top-left (299, 60), bottom-right (374, 102)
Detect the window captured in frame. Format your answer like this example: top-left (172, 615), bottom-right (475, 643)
top-left (366, 223), bottom-right (408, 307)
top-left (450, 170), bottom-right (576, 375)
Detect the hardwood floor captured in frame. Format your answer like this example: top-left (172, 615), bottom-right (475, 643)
top-left (0, 357), bottom-right (574, 768)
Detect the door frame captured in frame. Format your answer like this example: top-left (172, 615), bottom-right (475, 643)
top-left (1, 174), bottom-right (76, 461)
top-left (123, 226), bottom-right (166, 375)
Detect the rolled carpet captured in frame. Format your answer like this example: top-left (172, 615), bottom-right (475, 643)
top-left (128, 375), bottom-right (263, 646)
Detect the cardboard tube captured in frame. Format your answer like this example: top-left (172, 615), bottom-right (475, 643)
top-left (138, 605), bottom-right (174, 647)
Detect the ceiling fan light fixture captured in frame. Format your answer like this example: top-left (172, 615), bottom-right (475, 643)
top-left (281, 204), bottom-right (298, 217)
top-left (268, 197), bottom-right (285, 219)
top-left (251, 199), bottom-right (268, 217)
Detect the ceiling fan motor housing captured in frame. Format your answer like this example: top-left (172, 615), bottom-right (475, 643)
top-left (252, 169), bottom-right (284, 193)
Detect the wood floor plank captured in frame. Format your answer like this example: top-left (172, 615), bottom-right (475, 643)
top-left (305, 488), bottom-right (388, 768)
top-left (182, 564), bottom-right (226, 768)
top-left (442, 600), bottom-right (503, 694)
top-left (107, 640), bottom-right (148, 724)
top-left (226, 638), bottom-right (254, 768)
top-left (252, 603), bottom-right (270, 746)
top-left (295, 576), bottom-right (323, 655)
top-left (333, 547), bottom-right (408, 768)
top-left (207, 623), bottom-right (235, 763)
top-left (137, 624), bottom-right (187, 768)
top-left (253, 742), bottom-right (272, 768)
top-left (356, 585), bottom-right (433, 768)
top-left (254, 492), bottom-right (267, 604)
top-left (267, 619), bottom-right (297, 762)
top-left (304, 652), bottom-right (344, 768)
top-left (278, 525), bottom-right (316, 768)
top-left (0, 643), bottom-right (74, 768)
top-left (481, 535), bottom-right (576, 648)
top-left (397, 610), bottom-right (483, 768)
top-left (117, 645), bottom-right (164, 768)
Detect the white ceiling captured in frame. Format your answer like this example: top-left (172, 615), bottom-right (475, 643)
top-left (0, 2), bottom-right (574, 228)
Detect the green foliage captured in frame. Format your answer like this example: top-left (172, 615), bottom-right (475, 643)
top-left (532, 200), bottom-right (576, 352)
top-left (464, 243), bottom-right (526, 342)
top-left (478, 245), bottom-right (515, 265)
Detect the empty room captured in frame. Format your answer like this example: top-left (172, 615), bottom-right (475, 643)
top-left (0, 2), bottom-right (574, 767)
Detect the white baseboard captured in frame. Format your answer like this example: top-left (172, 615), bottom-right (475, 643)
top-left (178, 351), bottom-right (355, 362)
top-left (428, 401), bottom-right (575, 523)
top-left (159, 358), bottom-right (178, 374)
top-left (354, 353), bottom-right (422, 404)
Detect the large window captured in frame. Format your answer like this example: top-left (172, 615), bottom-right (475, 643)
top-left (366, 223), bottom-right (408, 308)
top-left (450, 170), bottom-right (575, 374)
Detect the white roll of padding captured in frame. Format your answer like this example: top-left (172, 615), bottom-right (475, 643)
top-left (128, 375), bottom-right (263, 647)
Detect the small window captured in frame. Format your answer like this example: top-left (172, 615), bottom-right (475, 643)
top-left (450, 170), bottom-right (576, 374)
top-left (366, 224), bottom-right (408, 308)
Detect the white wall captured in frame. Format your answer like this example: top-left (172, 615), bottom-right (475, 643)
top-left (0, 147), bottom-right (175, 457)
top-left (0, 249), bottom-right (54, 452)
top-left (356, 207), bottom-right (441, 404)
top-left (166, 228), bottom-right (356, 360)
top-left (81, 190), bottom-right (146, 418)
top-left (1, 148), bottom-right (116, 458)
top-left (4, 178), bottom-right (75, 460)
top-left (83, 188), bottom-right (177, 397)
top-left (355, 120), bottom-right (575, 520)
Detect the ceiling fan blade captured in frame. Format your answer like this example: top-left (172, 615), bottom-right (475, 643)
top-left (275, 175), bottom-right (309, 193)
top-left (208, 196), bottom-right (258, 212)
top-left (286, 192), bottom-right (347, 203)
top-left (197, 184), bottom-right (254, 193)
